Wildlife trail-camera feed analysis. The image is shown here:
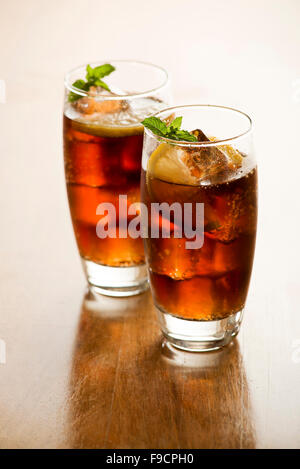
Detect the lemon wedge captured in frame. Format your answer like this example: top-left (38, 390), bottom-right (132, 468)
top-left (147, 143), bottom-right (197, 185)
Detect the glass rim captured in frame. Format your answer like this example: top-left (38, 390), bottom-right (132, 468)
top-left (64, 59), bottom-right (169, 100)
top-left (144, 104), bottom-right (253, 146)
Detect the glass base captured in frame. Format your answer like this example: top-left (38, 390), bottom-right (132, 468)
top-left (82, 259), bottom-right (149, 297)
top-left (156, 306), bottom-right (243, 352)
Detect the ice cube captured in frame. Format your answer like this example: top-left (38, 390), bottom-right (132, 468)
top-left (75, 95), bottom-right (126, 116)
top-left (180, 129), bottom-right (239, 185)
top-left (147, 237), bottom-right (195, 280)
top-left (147, 129), bottom-right (243, 187)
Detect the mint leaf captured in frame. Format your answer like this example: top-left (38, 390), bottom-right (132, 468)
top-left (68, 93), bottom-right (80, 103)
top-left (142, 116), bottom-right (197, 142)
top-left (172, 130), bottom-right (198, 142)
top-left (142, 117), bottom-right (168, 136)
top-left (86, 64), bottom-right (115, 82)
top-left (72, 79), bottom-right (87, 89)
top-left (168, 116), bottom-right (182, 131)
top-left (93, 64), bottom-right (115, 78)
top-left (93, 78), bottom-right (110, 91)
top-left (85, 64), bottom-right (94, 81)
top-left (68, 80), bottom-right (90, 102)
top-left (68, 63), bottom-right (115, 102)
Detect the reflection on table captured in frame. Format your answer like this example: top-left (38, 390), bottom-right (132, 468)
top-left (68, 288), bottom-right (255, 449)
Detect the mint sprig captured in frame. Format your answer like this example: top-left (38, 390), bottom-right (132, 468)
top-left (142, 116), bottom-right (197, 142)
top-left (68, 63), bottom-right (116, 102)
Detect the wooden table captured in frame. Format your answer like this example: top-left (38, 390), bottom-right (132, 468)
top-left (0, 0), bottom-right (300, 449)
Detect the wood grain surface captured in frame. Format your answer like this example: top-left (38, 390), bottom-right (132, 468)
top-left (69, 290), bottom-right (255, 449)
top-left (0, 0), bottom-right (300, 449)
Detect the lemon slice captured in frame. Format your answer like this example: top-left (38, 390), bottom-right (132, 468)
top-left (147, 143), bottom-right (197, 185)
top-left (72, 118), bottom-right (143, 138)
top-left (146, 139), bottom-right (244, 191)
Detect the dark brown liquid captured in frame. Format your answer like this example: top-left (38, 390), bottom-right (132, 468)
top-left (141, 168), bottom-right (258, 320)
top-left (63, 115), bottom-right (144, 266)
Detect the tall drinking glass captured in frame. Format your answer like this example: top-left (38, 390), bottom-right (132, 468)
top-left (141, 105), bottom-right (257, 351)
top-left (63, 61), bottom-right (170, 296)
